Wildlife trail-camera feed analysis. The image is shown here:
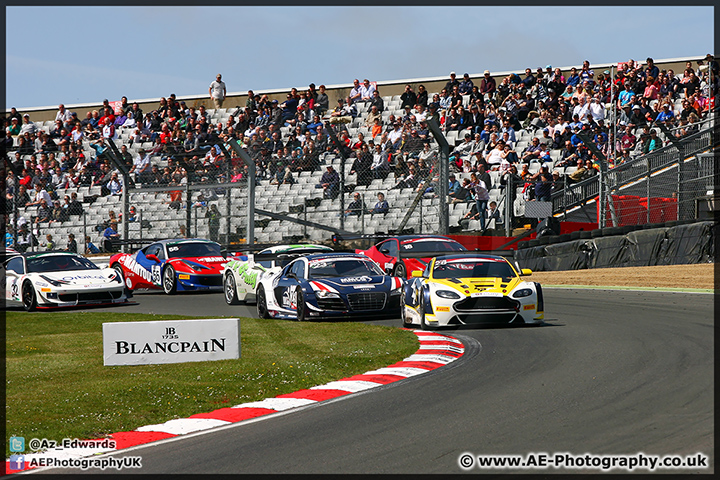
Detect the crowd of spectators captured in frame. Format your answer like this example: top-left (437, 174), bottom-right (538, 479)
top-left (4, 55), bottom-right (717, 245)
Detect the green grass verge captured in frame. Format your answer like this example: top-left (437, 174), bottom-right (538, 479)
top-left (5, 311), bottom-right (418, 456)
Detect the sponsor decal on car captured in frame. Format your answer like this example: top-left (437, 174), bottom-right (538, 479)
top-left (229, 261), bottom-right (259, 289)
top-left (60, 274), bottom-right (107, 281)
top-left (339, 276), bottom-right (372, 283)
top-left (120, 256), bottom-right (153, 283)
top-left (436, 306), bottom-right (450, 312)
top-left (196, 256), bottom-right (225, 263)
top-left (523, 304), bottom-right (535, 310)
top-left (470, 292), bottom-right (503, 297)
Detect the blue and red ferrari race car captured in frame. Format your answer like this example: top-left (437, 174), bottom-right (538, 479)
top-left (109, 239), bottom-right (228, 294)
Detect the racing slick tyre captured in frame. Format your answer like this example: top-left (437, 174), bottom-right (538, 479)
top-left (22, 281), bottom-right (37, 312)
top-left (392, 261), bottom-right (407, 278)
top-left (256, 286), bottom-right (271, 319)
top-left (295, 286), bottom-right (307, 322)
top-left (419, 295), bottom-right (434, 330)
top-left (162, 265), bottom-right (177, 295)
top-left (400, 290), bottom-right (412, 328)
top-left (224, 272), bottom-right (241, 305)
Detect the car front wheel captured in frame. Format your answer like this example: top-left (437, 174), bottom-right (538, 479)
top-left (163, 265), bottom-right (177, 295)
top-left (400, 290), bottom-right (412, 328)
top-left (224, 273), bottom-right (241, 305)
top-left (257, 286), bottom-right (270, 319)
top-left (392, 261), bottom-right (407, 278)
top-left (22, 281), bottom-right (37, 312)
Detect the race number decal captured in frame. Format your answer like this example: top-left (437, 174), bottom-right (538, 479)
top-left (151, 265), bottom-right (162, 285)
top-left (11, 283), bottom-right (19, 300)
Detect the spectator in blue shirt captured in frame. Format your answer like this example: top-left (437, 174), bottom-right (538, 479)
top-left (85, 235), bottom-right (100, 254)
top-left (566, 67), bottom-right (581, 87)
top-left (103, 221), bottom-right (120, 252)
top-left (448, 174), bottom-right (461, 198)
top-left (654, 103), bottom-right (675, 123)
top-left (369, 192), bottom-right (389, 214)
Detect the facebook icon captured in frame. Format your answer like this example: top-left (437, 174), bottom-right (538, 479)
top-left (9, 455), bottom-right (25, 471)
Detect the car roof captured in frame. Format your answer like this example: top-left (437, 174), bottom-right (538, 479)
top-left (379, 235), bottom-right (460, 243)
top-left (155, 238), bottom-right (218, 246)
top-left (20, 251), bottom-right (83, 259)
top-left (259, 244), bottom-right (333, 254)
top-left (303, 252), bottom-right (367, 261)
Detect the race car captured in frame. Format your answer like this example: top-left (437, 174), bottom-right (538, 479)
top-left (254, 252), bottom-right (403, 321)
top-left (223, 244), bottom-right (334, 305)
top-left (356, 235), bottom-right (467, 278)
top-left (109, 238), bottom-right (227, 294)
top-left (401, 253), bottom-right (544, 329)
top-left (4, 251), bottom-right (127, 311)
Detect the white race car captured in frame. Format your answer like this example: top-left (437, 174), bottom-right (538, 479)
top-left (4, 251), bottom-right (128, 311)
top-left (223, 244), bottom-right (333, 305)
top-left (402, 253), bottom-right (544, 329)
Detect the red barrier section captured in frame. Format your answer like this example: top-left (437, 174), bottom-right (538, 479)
top-left (599, 195), bottom-right (677, 226)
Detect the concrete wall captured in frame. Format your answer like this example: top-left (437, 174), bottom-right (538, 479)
top-left (8, 56), bottom-right (706, 124)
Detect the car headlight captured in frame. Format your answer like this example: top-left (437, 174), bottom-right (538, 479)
top-left (436, 289), bottom-right (461, 299)
top-left (39, 275), bottom-right (69, 287)
top-left (182, 261), bottom-right (210, 271)
top-left (513, 288), bottom-right (533, 298)
top-left (316, 290), bottom-right (340, 299)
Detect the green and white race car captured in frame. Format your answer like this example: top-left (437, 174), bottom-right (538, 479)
top-left (222, 244), bottom-right (333, 305)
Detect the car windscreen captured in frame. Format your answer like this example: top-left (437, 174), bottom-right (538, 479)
top-left (432, 258), bottom-right (516, 279)
top-left (400, 239), bottom-right (466, 254)
top-left (166, 242), bottom-right (222, 258)
top-left (26, 255), bottom-right (99, 273)
top-left (308, 258), bottom-right (384, 278)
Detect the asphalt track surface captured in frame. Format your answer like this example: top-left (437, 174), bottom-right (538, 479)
top-left (34, 288), bottom-right (713, 474)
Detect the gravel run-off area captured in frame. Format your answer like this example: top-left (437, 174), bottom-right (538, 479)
top-left (528, 263), bottom-right (714, 290)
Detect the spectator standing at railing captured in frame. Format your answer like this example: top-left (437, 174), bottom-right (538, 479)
top-left (315, 85), bottom-right (329, 115)
top-left (469, 171), bottom-right (489, 230)
top-left (530, 165), bottom-right (552, 202)
top-left (459, 73), bottom-right (474, 95)
top-left (479, 70), bottom-right (496, 101)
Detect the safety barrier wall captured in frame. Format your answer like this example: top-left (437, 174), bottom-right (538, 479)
top-left (515, 220), bottom-right (715, 271)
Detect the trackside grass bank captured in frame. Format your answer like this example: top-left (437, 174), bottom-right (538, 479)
top-left (5, 312), bottom-right (418, 456)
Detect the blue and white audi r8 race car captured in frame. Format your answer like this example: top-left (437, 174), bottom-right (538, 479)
top-left (223, 244), bottom-right (333, 305)
top-left (402, 253), bottom-right (544, 329)
top-left (255, 252), bottom-right (403, 321)
top-left (4, 251), bottom-right (127, 311)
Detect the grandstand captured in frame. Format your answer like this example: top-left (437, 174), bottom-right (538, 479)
top-left (4, 55), bottom-right (717, 253)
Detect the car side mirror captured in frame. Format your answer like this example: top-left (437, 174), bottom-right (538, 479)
top-left (380, 248), bottom-right (390, 255)
top-left (411, 270), bottom-right (423, 278)
top-left (521, 268), bottom-right (532, 276)
top-left (286, 272), bottom-right (297, 279)
top-left (146, 254), bottom-right (160, 263)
